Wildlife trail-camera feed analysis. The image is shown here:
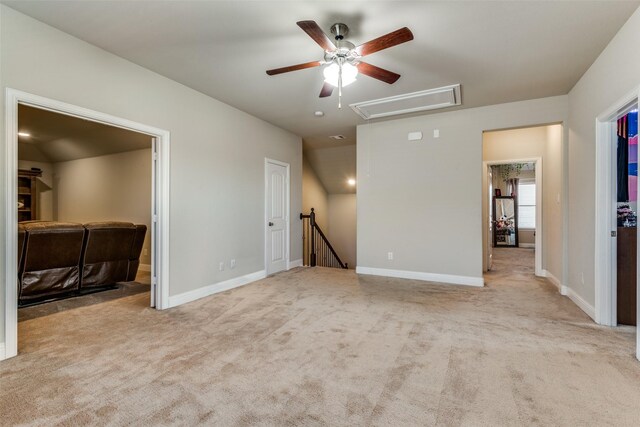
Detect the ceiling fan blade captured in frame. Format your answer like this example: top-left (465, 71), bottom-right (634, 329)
top-left (354, 27), bottom-right (414, 57)
top-left (297, 20), bottom-right (337, 52)
top-left (357, 62), bottom-right (401, 84)
top-left (266, 61), bottom-right (322, 76)
top-left (319, 82), bottom-right (334, 98)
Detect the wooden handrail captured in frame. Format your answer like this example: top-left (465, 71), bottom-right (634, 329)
top-left (300, 208), bottom-right (348, 269)
top-left (312, 222), bottom-right (347, 269)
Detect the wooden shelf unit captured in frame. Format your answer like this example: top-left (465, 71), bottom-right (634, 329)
top-left (18, 169), bottom-right (42, 222)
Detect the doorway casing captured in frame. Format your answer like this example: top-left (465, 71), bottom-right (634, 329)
top-left (594, 85), bottom-right (639, 361)
top-left (3, 88), bottom-right (171, 360)
top-left (483, 157), bottom-right (543, 277)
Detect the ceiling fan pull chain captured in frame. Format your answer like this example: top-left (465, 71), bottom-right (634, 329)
top-left (338, 60), bottom-right (343, 109)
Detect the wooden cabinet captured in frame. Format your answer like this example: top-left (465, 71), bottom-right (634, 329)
top-left (18, 169), bottom-right (42, 222)
top-left (617, 227), bottom-right (637, 326)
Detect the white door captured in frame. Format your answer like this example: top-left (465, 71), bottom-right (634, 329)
top-left (266, 160), bottom-right (289, 275)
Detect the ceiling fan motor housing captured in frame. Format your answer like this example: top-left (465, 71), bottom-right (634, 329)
top-left (325, 23), bottom-right (358, 65)
top-left (330, 23), bottom-right (349, 40)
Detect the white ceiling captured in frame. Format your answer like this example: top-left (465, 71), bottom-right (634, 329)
top-left (5, 1), bottom-right (639, 191)
top-left (18, 105), bottom-right (152, 163)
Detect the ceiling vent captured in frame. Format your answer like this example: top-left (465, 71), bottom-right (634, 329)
top-left (329, 135), bottom-right (346, 140)
top-left (350, 84), bottom-right (461, 120)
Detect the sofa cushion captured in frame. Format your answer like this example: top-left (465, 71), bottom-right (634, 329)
top-left (19, 221), bottom-right (85, 302)
top-left (81, 222), bottom-right (136, 288)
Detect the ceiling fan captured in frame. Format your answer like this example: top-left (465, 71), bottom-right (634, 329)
top-left (266, 21), bottom-right (413, 108)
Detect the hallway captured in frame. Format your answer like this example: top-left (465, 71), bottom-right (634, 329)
top-left (486, 247), bottom-right (537, 284)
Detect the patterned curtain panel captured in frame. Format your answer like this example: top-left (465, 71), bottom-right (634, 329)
top-left (506, 178), bottom-right (519, 197)
top-left (618, 114), bottom-right (629, 202)
top-left (628, 111), bottom-right (638, 202)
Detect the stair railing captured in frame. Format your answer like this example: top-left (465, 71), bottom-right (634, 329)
top-left (300, 208), bottom-right (348, 269)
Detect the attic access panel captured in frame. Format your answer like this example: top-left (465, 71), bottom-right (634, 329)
top-left (350, 84), bottom-right (461, 120)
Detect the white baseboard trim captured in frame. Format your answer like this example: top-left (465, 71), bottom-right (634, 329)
top-left (564, 286), bottom-right (596, 321)
top-left (541, 269), bottom-right (563, 293)
top-left (356, 266), bottom-right (484, 287)
top-left (540, 270), bottom-right (594, 320)
top-left (519, 243), bottom-right (535, 248)
top-left (287, 259), bottom-right (303, 270)
top-left (138, 263), bottom-right (151, 272)
top-left (0, 343), bottom-right (5, 361)
top-left (168, 270), bottom-right (267, 308)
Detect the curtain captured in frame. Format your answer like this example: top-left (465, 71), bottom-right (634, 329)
top-left (507, 178), bottom-right (519, 197)
top-left (618, 115), bottom-right (629, 202)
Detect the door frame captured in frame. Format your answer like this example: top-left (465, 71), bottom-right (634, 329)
top-left (264, 158), bottom-right (290, 275)
top-left (3, 88), bottom-right (171, 360)
top-left (483, 157), bottom-right (543, 276)
top-left (595, 87), bottom-right (639, 334)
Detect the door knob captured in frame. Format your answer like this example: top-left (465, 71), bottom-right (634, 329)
top-left (268, 222), bottom-right (274, 226)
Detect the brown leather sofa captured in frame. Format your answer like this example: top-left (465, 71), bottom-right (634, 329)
top-left (127, 224), bottom-right (148, 281)
top-left (18, 221), bottom-right (86, 303)
top-left (81, 222), bottom-right (137, 288)
top-left (18, 221), bottom-right (147, 305)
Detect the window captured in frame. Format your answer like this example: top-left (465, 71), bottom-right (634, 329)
top-left (518, 179), bottom-right (536, 228)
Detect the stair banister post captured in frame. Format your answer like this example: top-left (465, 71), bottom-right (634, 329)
top-left (310, 208), bottom-right (316, 267)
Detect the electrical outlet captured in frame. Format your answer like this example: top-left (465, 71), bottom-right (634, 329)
top-left (230, 259), bottom-right (236, 269)
top-left (143, 248), bottom-right (148, 256)
top-left (219, 262), bottom-right (224, 271)
top-left (388, 252), bottom-right (394, 260)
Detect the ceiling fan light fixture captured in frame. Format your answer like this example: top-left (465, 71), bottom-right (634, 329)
top-left (323, 62), bottom-right (358, 87)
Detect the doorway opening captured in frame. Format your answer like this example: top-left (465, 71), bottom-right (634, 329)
top-left (481, 123), bottom-right (563, 282)
top-left (301, 148), bottom-right (357, 271)
top-left (595, 93), bottom-right (639, 327)
top-left (4, 89), bottom-right (170, 360)
top-left (595, 87), bottom-right (640, 361)
top-left (483, 159), bottom-right (541, 276)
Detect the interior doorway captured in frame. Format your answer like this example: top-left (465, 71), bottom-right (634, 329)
top-left (595, 96), bottom-right (638, 327)
top-left (4, 89), bottom-right (170, 360)
top-left (595, 88), bottom-right (640, 361)
top-left (483, 159), bottom-right (542, 275)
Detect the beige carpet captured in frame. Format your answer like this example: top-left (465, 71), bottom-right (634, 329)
top-left (1, 248), bottom-right (639, 426)
top-left (18, 271), bottom-right (151, 322)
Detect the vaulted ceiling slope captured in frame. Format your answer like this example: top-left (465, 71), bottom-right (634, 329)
top-left (4, 1), bottom-right (638, 151)
top-left (18, 105), bottom-right (152, 163)
top-left (306, 145), bottom-right (356, 194)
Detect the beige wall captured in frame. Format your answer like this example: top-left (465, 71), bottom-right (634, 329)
top-left (483, 124), bottom-right (563, 280)
top-left (327, 194), bottom-right (357, 269)
top-left (17, 160), bottom-right (54, 221)
top-left (302, 155), bottom-right (328, 231)
top-left (567, 7), bottom-right (640, 309)
top-left (0, 6), bottom-right (302, 347)
top-left (54, 149), bottom-right (152, 265)
top-left (543, 125), bottom-right (563, 280)
top-left (519, 230), bottom-right (535, 246)
top-left (357, 96), bottom-right (568, 281)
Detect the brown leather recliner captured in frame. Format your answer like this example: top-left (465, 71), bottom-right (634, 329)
top-left (19, 221), bottom-right (85, 302)
top-left (81, 222), bottom-right (137, 288)
top-left (18, 225), bottom-right (26, 269)
top-left (126, 224), bottom-right (147, 281)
